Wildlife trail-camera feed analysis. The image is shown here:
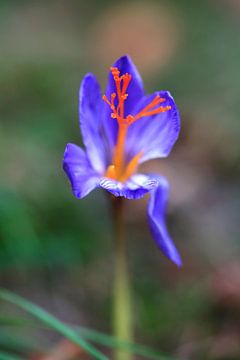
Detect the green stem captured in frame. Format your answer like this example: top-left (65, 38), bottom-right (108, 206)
top-left (112, 197), bottom-right (132, 360)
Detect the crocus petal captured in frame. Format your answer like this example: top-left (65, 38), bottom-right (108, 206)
top-left (79, 73), bottom-right (106, 174)
top-left (99, 174), bottom-right (156, 200)
top-left (63, 143), bottom-right (100, 199)
top-left (100, 173), bottom-right (181, 265)
top-left (102, 55), bottom-right (145, 151)
top-left (147, 175), bottom-right (182, 267)
top-left (125, 91), bottom-right (180, 164)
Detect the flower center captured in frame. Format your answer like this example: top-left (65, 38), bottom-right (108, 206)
top-left (102, 67), bottom-right (171, 182)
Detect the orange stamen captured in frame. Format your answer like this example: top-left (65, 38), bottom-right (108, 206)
top-left (119, 151), bottom-right (143, 182)
top-left (102, 67), bottom-right (171, 181)
top-left (105, 164), bottom-right (117, 179)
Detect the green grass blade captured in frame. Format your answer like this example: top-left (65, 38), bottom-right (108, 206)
top-left (77, 327), bottom-right (179, 360)
top-left (0, 318), bottom-right (179, 360)
top-left (0, 289), bottom-right (108, 360)
top-left (0, 291), bottom-right (180, 359)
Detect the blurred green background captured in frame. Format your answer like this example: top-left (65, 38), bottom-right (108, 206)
top-left (0, 0), bottom-right (240, 359)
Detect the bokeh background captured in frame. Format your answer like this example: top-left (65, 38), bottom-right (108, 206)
top-left (0, 0), bottom-right (240, 359)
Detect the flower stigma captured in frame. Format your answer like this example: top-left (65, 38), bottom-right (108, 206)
top-left (102, 67), bottom-right (171, 182)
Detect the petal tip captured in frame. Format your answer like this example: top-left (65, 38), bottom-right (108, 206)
top-left (80, 72), bottom-right (100, 95)
top-left (113, 54), bottom-right (139, 77)
top-left (62, 143), bottom-right (76, 165)
top-left (82, 72), bottom-right (96, 82)
top-left (62, 143), bottom-right (70, 167)
top-left (73, 189), bottom-right (82, 199)
top-left (115, 54), bottom-right (133, 65)
top-left (173, 253), bottom-right (183, 267)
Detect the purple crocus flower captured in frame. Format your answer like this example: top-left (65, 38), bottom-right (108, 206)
top-left (63, 55), bottom-right (182, 266)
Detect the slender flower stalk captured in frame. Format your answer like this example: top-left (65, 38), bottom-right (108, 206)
top-left (112, 197), bottom-right (132, 360)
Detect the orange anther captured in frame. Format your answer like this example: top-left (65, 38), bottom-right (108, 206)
top-left (126, 115), bottom-right (134, 123)
top-left (102, 94), bottom-right (111, 106)
top-left (105, 164), bottom-right (117, 179)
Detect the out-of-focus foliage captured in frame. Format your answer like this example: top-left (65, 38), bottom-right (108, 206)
top-left (0, 0), bottom-right (240, 359)
top-left (0, 288), bottom-right (178, 360)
